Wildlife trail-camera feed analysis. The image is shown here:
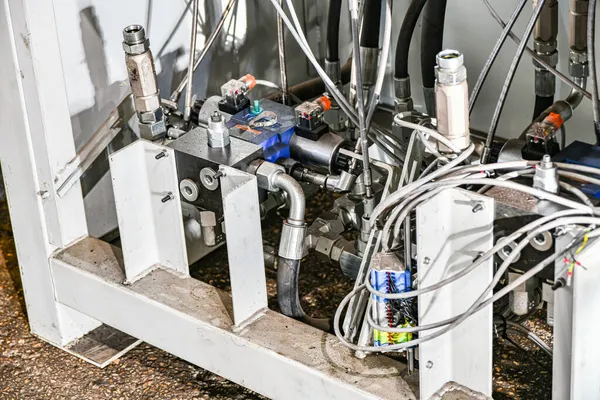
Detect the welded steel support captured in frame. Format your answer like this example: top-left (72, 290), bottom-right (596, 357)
top-left (219, 166), bottom-right (268, 327)
top-left (50, 237), bottom-right (417, 400)
top-left (416, 188), bottom-right (494, 399)
top-left (0, 0), bottom-right (101, 345)
top-left (553, 235), bottom-right (600, 399)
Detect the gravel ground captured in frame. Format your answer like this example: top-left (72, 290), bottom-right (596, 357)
top-left (0, 185), bottom-right (553, 399)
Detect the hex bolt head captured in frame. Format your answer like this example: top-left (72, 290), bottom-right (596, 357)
top-left (211, 111), bottom-right (223, 123)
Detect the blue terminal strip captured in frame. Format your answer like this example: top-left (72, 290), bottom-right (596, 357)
top-left (227, 99), bottom-right (296, 162)
top-left (553, 140), bottom-right (600, 198)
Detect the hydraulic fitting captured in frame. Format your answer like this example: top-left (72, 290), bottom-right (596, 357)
top-left (533, 0), bottom-right (559, 98)
top-left (533, 155), bottom-right (560, 194)
top-left (394, 76), bottom-right (414, 113)
top-left (207, 111), bottom-right (230, 148)
top-left (279, 221), bottom-right (307, 260)
top-left (289, 132), bottom-right (346, 173)
top-left (122, 24), bottom-right (166, 140)
top-left (250, 160), bottom-right (307, 260)
top-left (360, 47), bottom-right (379, 89)
top-left (435, 49), bottom-right (470, 152)
top-left (570, 0), bottom-right (589, 53)
top-left (325, 59), bottom-right (342, 88)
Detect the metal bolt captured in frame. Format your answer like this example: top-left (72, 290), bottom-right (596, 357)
top-left (423, 257), bottom-right (431, 265)
top-left (161, 192), bottom-right (174, 203)
top-left (472, 203), bottom-right (484, 213)
top-left (155, 151), bottom-right (167, 160)
top-left (38, 190), bottom-right (50, 199)
top-left (426, 361), bottom-right (434, 369)
top-left (211, 111), bottom-right (223, 123)
top-left (213, 171), bottom-right (225, 180)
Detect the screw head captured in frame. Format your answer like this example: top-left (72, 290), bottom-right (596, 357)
top-left (426, 361), bottom-right (434, 369)
top-left (423, 257), bottom-right (431, 265)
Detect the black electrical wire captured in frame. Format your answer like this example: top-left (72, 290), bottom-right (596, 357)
top-left (420, 0), bottom-right (447, 89)
top-left (394, 0), bottom-right (428, 80)
top-left (360, 0), bottom-right (383, 49)
top-left (533, 95), bottom-right (555, 121)
top-left (588, 0), bottom-right (600, 142)
top-left (326, 0), bottom-right (342, 62)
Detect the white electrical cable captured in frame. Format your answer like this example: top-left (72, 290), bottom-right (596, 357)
top-left (394, 118), bottom-right (462, 154)
top-left (336, 221), bottom-right (597, 350)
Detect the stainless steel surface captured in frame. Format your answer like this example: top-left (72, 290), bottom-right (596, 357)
top-left (435, 49), bottom-right (470, 152)
top-left (278, 220), bottom-right (307, 260)
top-left (532, 0), bottom-right (558, 98)
top-left (533, 155), bottom-right (560, 194)
top-left (289, 132), bottom-right (346, 173)
top-left (359, 46), bottom-right (378, 88)
top-left (394, 76), bottom-right (413, 112)
top-left (570, 0), bottom-right (589, 52)
top-left (325, 59), bottom-right (342, 86)
top-left (253, 160), bottom-right (287, 192)
top-left (207, 111), bottom-right (231, 148)
top-left (184, 0), bottom-right (200, 122)
top-left (122, 25), bottom-right (166, 140)
top-left (272, 172), bottom-right (306, 224)
top-left (179, 178), bottom-right (200, 202)
top-left (168, 127), bottom-right (262, 170)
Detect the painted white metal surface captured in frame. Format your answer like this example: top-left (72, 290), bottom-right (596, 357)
top-left (0, 0), bottom-right (100, 346)
top-left (416, 188), bottom-right (494, 399)
top-left (552, 234), bottom-right (573, 400)
top-left (51, 237), bottom-right (417, 400)
top-left (220, 166), bottom-right (268, 327)
top-left (553, 237), bottom-right (600, 399)
top-left (109, 140), bottom-right (189, 282)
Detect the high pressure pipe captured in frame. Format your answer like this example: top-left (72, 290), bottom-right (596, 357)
top-left (394, 0), bottom-right (428, 112)
top-left (277, 0), bottom-right (289, 105)
top-left (184, 0), bottom-right (200, 122)
top-left (420, 0), bottom-right (447, 117)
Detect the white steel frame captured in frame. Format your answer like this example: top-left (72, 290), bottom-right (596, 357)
top-left (0, 1), bottom-right (416, 399)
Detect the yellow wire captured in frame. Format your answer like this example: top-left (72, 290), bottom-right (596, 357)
top-left (576, 234), bottom-right (590, 255)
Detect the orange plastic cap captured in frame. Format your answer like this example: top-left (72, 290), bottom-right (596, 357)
top-left (317, 95), bottom-right (332, 112)
top-left (240, 74), bottom-right (257, 91)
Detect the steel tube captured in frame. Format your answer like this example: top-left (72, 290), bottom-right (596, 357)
top-left (183, 0), bottom-right (200, 122)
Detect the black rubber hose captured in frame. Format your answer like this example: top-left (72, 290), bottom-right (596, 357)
top-left (360, 0), bottom-right (382, 49)
top-left (326, 0), bottom-right (342, 62)
top-left (532, 95), bottom-right (555, 121)
top-left (277, 257), bottom-right (331, 332)
top-left (394, 0), bottom-right (428, 79)
top-left (420, 0), bottom-right (447, 89)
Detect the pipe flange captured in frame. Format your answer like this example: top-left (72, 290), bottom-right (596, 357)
top-left (530, 231), bottom-right (553, 252)
top-left (497, 237), bottom-right (521, 263)
top-left (180, 179), bottom-right (200, 202)
top-left (200, 168), bottom-right (220, 191)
